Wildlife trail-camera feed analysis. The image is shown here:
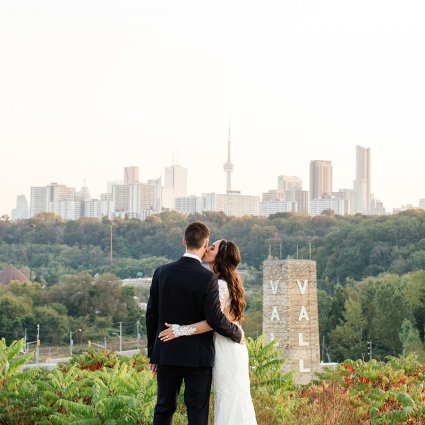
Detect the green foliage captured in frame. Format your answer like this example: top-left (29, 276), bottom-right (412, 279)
top-left (0, 338), bottom-right (33, 388)
top-left (310, 355), bottom-right (425, 424)
top-left (2, 338), bottom-right (425, 424)
top-left (246, 335), bottom-right (293, 391)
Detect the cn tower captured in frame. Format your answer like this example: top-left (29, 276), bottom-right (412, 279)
top-left (223, 124), bottom-right (234, 193)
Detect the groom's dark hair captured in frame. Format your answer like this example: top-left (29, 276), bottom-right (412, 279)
top-left (184, 222), bottom-right (210, 249)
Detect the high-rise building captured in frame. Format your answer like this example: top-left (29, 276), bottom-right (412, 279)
top-left (112, 184), bottom-right (130, 212)
top-left (176, 192), bottom-right (260, 217)
top-left (261, 175), bottom-right (309, 216)
top-left (278, 175), bottom-right (303, 193)
top-left (30, 183), bottom-right (75, 218)
top-left (128, 180), bottom-right (161, 216)
top-left (124, 166), bottom-right (139, 185)
top-left (162, 163), bottom-right (188, 209)
top-left (47, 183), bottom-right (75, 202)
top-left (309, 196), bottom-right (347, 216)
top-left (309, 161), bottom-right (333, 200)
top-left (353, 146), bottom-right (371, 213)
top-left (11, 195), bottom-right (29, 221)
top-left (419, 199), bottom-right (425, 210)
top-left (48, 201), bottom-right (82, 220)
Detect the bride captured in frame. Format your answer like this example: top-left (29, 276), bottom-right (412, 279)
top-left (159, 239), bottom-right (257, 425)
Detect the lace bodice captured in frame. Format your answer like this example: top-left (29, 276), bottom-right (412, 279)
top-left (218, 279), bottom-right (231, 310)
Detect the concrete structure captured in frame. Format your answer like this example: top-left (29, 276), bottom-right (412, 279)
top-left (162, 163), bottom-right (188, 210)
top-left (353, 145), bottom-right (371, 214)
top-left (82, 199), bottom-right (102, 218)
top-left (11, 195), bottom-right (29, 221)
top-left (260, 200), bottom-right (297, 216)
top-left (176, 192), bottom-right (260, 217)
top-left (420, 199), bottom-right (425, 210)
top-left (223, 125), bottom-right (234, 193)
top-left (309, 196), bottom-right (347, 216)
top-left (48, 200), bottom-right (82, 220)
top-left (310, 160), bottom-right (333, 200)
top-left (112, 184), bottom-right (129, 212)
top-left (30, 183), bottom-right (75, 218)
top-left (124, 166), bottom-right (139, 185)
top-left (263, 259), bottom-right (320, 385)
top-left (261, 175), bottom-right (309, 216)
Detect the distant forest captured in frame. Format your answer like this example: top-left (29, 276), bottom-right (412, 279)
top-left (1, 210), bottom-right (425, 287)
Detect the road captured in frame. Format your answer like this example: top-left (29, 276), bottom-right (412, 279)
top-left (22, 349), bottom-right (142, 371)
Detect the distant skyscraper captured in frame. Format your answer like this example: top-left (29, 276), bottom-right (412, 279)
top-left (420, 199), bottom-right (425, 210)
top-left (11, 195), bottom-right (29, 221)
top-left (124, 166), bottom-right (139, 185)
top-left (30, 183), bottom-right (75, 218)
top-left (309, 160), bottom-right (333, 199)
top-left (162, 163), bottom-right (188, 209)
top-left (353, 145), bottom-right (371, 214)
top-left (278, 176), bottom-right (303, 193)
top-left (223, 124), bottom-right (234, 193)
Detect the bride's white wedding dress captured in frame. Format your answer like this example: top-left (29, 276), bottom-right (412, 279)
top-left (212, 279), bottom-right (257, 425)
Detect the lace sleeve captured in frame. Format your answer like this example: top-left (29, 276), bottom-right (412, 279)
top-left (218, 279), bottom-right (231, 309)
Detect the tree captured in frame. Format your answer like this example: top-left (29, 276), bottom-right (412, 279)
top-left (330, 297), bottom-right (367, 361)
top-left (399, 319), bottom-right (425, 361)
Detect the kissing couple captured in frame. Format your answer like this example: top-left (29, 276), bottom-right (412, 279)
top-left (146, 222), bottom-right (257, 424)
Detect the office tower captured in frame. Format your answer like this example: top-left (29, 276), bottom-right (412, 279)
top-left (223, 125), bottom-right (234, 193)
top-left (11, 195), bottom-right (29, 221)
top-left (420, 199), bottom-right (425, 210)
top-left (124, 166), bottom-right (140, 185)
top-left (48, 201), bottom-right (82, 220)
top-left (128, 179), bottom-right (161, 216)
top-left (353, 146), bottom-right (371, 214)
top-left (278, 176), bottom-right (303, 193)
top-left (112, 184), bottom-right (130, 212)
top-left (309, 161), bottom-right (333, 199)
top-left (75, 185), bottom-right (91, 202)
top-left (47, 182), bottom-right (75, 202)
top-left (162, 163), bottom-right (188, 209)
top-left (176, 193), bottom-right (260, 217)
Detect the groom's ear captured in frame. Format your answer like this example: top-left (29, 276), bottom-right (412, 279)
top-left (182, 238), bottom-right (187, 247)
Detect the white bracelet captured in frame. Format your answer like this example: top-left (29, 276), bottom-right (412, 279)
top-left (172, 324), bottom-right (197, 337)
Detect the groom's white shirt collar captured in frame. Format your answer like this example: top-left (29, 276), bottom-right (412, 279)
top-left (183, 252), bottom-right (202, 263)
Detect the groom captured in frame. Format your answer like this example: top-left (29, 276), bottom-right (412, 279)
top-left (146, 222), bottom-right (243, 425)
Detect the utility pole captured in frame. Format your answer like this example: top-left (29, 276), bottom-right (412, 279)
top-left (136, 321), bottom-right (140, 349)
top-left (367, 340), bottom-right (373, 361)
top-left (24, 328), bottom-right (27, 352)
top-left (36, 323), bottom-right (40, 363)
top-left (69, 328), bottom-right (82, 357)
top-left (119, 322), bottom-right (123, 352)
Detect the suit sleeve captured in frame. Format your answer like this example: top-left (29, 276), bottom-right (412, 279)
top-left (203, 275), bottom-right (243, 343)
top-left (146, 267), bottom-right (159, 358)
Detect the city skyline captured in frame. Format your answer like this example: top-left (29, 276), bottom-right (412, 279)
top-left (5, 142), bottom-right (425, 218)
top-left (1, 1), bottom-right (424, 216)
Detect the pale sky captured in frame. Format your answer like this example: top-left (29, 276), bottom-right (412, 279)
top-left (1, 0), bottom-right (424, 216)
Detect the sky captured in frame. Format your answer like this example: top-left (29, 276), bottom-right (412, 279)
top-left (1, 0), bottom-right (424, 216)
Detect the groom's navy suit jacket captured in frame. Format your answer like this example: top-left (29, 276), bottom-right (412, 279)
top-left (146, 256), bottom-right (242, 368)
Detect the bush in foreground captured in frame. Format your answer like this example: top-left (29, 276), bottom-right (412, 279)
top-left (1, 338), bottom-right (425, 424)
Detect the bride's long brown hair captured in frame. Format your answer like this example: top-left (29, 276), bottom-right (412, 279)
top-left (213, 240), bottom-right (246, 322)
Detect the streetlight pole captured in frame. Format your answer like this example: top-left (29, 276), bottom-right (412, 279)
top-left (36, 323), bottom-right (40, 363)
top-left (69, 328), bottom-right (82, 357)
